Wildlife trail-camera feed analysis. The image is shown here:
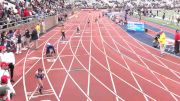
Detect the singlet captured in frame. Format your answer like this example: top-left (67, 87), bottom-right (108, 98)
top-left (35, 71), bottom-right (45, 80)
top-left (61, 27), bottom-right (65, 33)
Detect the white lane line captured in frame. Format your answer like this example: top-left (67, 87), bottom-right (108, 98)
top-left (107, 20), bottom-right (179, 99)
top-left (28, 20), bottom-right (77, 100)
top-left (27, 89), bottom-right (53, 95)
top-left (116, 29), bottom-right (178, 100)
top-left (97, 20), bottom-right (120, 101)
top-left (14, 30), bottom-right (60, 67)
top-left (98, 20), bottom-right (180, 97)
top-left (86, 13), bottom-right (93, 101)
top-left (13, 30), bottom-right (62, 87)
top-left (39, 23), bottom-right (79, 101)
top-left (30, 17), bottom-right (78, 98)
top-left (28, 31), bottom-right (61, 100)
top-left (113, 21), bottom-right (180, 70)
top-left (58, 14), bottom-right (92, 101)
top-left (23, 30), bottom-right (62, 101)
top-left (31, 93), bottom-right (55, 98)
top-left (116, 37), bottom-right (180, 77)
top-left (99, 20), bottom-right (150, 100)
top-left (46, 68), bottom-right (65, 71)
top-left (83, 41), bottom-right (156, 100)
top-left (23, 59), bottom-right (41, 101)
top-left (66, 16), bottom-right (126, 101)
top-left (114, 40), bottom-right (180, 75)
top-left (70, 40), bottom-right (125, 101)
top-left (121, 33), bottom-right (177, 100)
top-left (13, 59), bottom-right (40, 87)
top-left (95, 39), bottom-right (180, 97)
top-left (104, 39), bottom-right (180, 85)
top-left (103, 34), bottom-right (180, 82)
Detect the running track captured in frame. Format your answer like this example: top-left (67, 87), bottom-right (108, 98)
top-left (12, 10), bottom-right (180, 101)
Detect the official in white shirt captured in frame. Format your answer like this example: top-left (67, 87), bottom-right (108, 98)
top-left (0, 46), bottom-right (15, 82)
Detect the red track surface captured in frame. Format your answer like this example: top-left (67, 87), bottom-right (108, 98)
top-left (12, 10), bottom-right (180, 101)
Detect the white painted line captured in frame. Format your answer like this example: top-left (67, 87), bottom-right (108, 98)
top-left (31, 93), bottom-right (54, 98)
top-left (58, 15), bottom-right (92, 101)
top-left (27, 57), bottom-right (42, 60)
top-left (27, 89), bottom-right (53, 95)
top-left (82, 41), bottom-right (156, 100)
top-left (65, 15), bottom-right (126, 100)
top-left (27, 22), bottom-right (76, 100)
top-left (97, 20), bottom-right (120, 101)
top-left (104, 39), bottom-right (180, 84)
top-left (105, 19), bottom-right (179, 99)
top-left (27, 31), bottom-right (61, 100)
top-left (46, 68), bottom-right (65, 71)
top-left (41, 100), bottom-right (51, 101)
top-left (73, 36), bottom-right (81, 37)
top-left (86, 13), bottom-right (93, 101)
top-left (100, 20), bottom-right (150, 101)
top-left (47, 59), bottom-right (56, 62)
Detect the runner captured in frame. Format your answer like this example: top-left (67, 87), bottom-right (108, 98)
top-left (95, 17), bottom-right (98, 22)
top-left (87, 19), bottom-right (90, 26)
top-left (46, 43), bottom-right (56, 57)
top-left (61, 25), bottom-right (66, 41)
top-left (76, 26), bottom-right (80, 34)
top-left (35, 68), bottom-right (45, 94)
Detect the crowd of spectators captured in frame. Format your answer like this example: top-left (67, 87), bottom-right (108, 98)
top-left (0, 0), bottom-right (76, 99)
top-left (0, 0), bottom-right (65, 29)
top-left (0, 22), bottom-right (41, 100)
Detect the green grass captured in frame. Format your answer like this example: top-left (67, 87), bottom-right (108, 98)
top-left (144, 17), bottom-right (180, 30)
top-left (133, 13), bottom-right (180, 30)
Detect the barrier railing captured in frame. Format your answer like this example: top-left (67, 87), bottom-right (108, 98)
top-left (0, 8), bottom-right (78, 34)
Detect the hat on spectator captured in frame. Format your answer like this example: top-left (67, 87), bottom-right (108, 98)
top-left (1, 75), bottom-right (9, 84)
top-left (0, 62), bottom-right (9, 67)
top-left (0, 46), bottom-right (6, 51)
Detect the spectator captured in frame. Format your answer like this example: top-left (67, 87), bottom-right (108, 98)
top-left (0, 74), bottom-right (16, 100)
top-left (35, 23), bottom-right (41, 38)
top-left (174, 30), bottom-right (180, 54)
top-left (23, 7), bottom-right (30, 22)
top-left (31, 27), bottom-right (38, 49)
top-left (24, 29), bottom-right (31, 48)
top-left (1, 31), bottom-right (7, 46)
top-left (41, 19), bottom-right (45, 33)
top-left (6, 50), bottom-right (15, 83)
top-left (162, 12), bottom-right (165, 20)
top-left (16, 30), bottom-right (22, 54)
top-left (0, 46), bottom-right (15, 82)
top-left (158, 31), bottom-right (166, 56)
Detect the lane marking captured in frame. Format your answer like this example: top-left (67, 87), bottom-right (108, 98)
top-left (26, 18), bottom-right (78, 100)
top-left (102, 18), bottom-right (180, 98)
top-left (58, 13), bottom-right (92, 101)
top-left (97, 18), bottom-right (120, 101)
top-left (31, 93), bottom-right (54, 98)
top-left (82, 41), bottom-right (156, 100)
top-left (86, 12), bottom-right (93, 101)
top-left (24, 31), bottom-right (61, 101)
